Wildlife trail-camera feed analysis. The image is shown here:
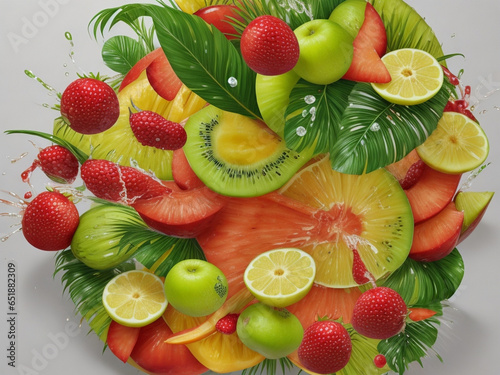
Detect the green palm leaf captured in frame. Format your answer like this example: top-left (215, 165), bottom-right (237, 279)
top-left (284, 79), bottom-right (356, 155)
top-left (329, 82), bottom-right (450, 174)
top-left (380, 249), bottom-right (464, 306)
top-left (90, 3), bottom-right (261, 119)
top-left (102, 35), bottom-right (147, 74)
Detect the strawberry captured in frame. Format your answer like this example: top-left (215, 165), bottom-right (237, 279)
top-left (80, 159), bottom-right (171, 203)
top-left (215, 313), bottom-right (239, 334)
top-left (297, 320), bottom-right (352, 374)
top-left (22, 145), bottom-right (79, 185)
top-left (129, 110), bottom-right (187, 150)
top-left (351, 286), bottom-right (407, 340)
top-left (399, 159), bottom-right (425, 190)
top-left (21, 191), bottom-right (79, 251)
top-left (106, 320), bottom-right (141, 363)
top-left (60, 77), bottom-right (119, 135)
top-left (240, 15), bottom-right (300, 76)
top-left (374, 354), bottom-right (387, 368)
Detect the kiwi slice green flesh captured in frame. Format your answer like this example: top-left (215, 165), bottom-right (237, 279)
top-left (183, 106), bottom-right (313, 197)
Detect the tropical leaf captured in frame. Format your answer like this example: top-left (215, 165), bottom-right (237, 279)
top-left (102, 35), bottom-right (147, 74)
top-left (378, 316), bottom-right (442, 374)
top-left (380, 249), bottom-right (465, 306)
top-left (329, 82), bottom-right (450, 174)
top-left (90, 3), bottom-right (261, 119)
top-left (284, 79), bottom-right (356, 155)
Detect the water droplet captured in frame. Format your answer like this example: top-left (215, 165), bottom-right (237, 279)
top-left (42, 103), bottom-right (50, 108)
top-left (309, 107), bottom-right (316, 121)
top-left (370, 122), bottom-right (381, 131)
top-left (296, 126), bottom-right (307, 136)
top-left (24, 70), bottom-right (57, 93)
top-left (304, 95), bottom-right (316, 104)
top-left (227, 77), bottom-right (238, 87)
top-left (302, 109), bottom-right (308, 117)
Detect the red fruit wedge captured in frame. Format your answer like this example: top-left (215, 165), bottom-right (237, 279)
top-left (130, 318), bottom-right (207, 375)
top-left (194, 5), bottom-right (244, 40)
top-left (106, 320), bottom-right (141, 363)
top-left (385, 149), bottom-right (425, 190)
top-left (120, 48), bottom-right (163, 92)
top-left (342, 3), bottom-right (391, 83)
top-left (408, 307), bottom-right (437, 322)
top-left (405, 164), bottom-right (462, 224)
top-left (409, 201), bottom-right (464, 262)
top-left (132, 186), bottom-right (226, 238)
top-left (454, 191), bottom-right (494, 244)
top-left (172, 148), bottom-right (204, 190)
top-left (146, 50), bottom-right (184, 101)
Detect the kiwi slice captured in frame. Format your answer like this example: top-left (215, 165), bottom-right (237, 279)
top-left (183, 106), bottom-right (313, 197)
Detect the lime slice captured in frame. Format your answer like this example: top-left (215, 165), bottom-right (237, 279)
top-left (372, 48), bottom-right (444, 105)
top-left (102, 270), bottom-right (168, 327)
top-left (243, 248), bottom-right (316, 308)
top-left (417, 112), bottom-right (489, 173)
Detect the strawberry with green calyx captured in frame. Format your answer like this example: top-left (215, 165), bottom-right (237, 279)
top-left (21, 190), bottom-right (80, 251)
top-left (80, 159), bottom-right (171, 203)
top-left (297, 319), bottom-right (352, 374)
top-left (129, 105), bottom-right (187, 151)
top-left (351, 286), bottom-right (407, 340)
top-left (240, 15), bottom-right (300, 76)
top-left (22, 144), bottom-right (79, 185)
top-left (60, 75), bottom-right (119, 135)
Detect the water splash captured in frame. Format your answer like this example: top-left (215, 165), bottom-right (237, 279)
top-left (276, 0), bottom-right (313, 21)
top-left (370, 122), bottom-right (381, 132)
top-left (227, 77), bottom-right (238, 87)
top-left (24, 70), bottom-right (58, 95)
top-left (296, 126), bottom-right (307, 136)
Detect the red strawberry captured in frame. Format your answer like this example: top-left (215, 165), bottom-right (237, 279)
top-left (22, 145), bottom-right (79, 185)
top-left (297, 320), bottom-right (352, 374)
top-left (106, 320), bottom-right (141, 363)
top-left (399, 159), bottom-right (425, 190)
top-left (60, 77), bottom-right (119, 135)
top-left (240, 15), bottom-right (300, 76)
top-left (80, 159), bottom-right (171, 203)
top-left (351, 286), bottom-right (407, 340)
top-left (129, 110), bottom-right (187, 150)
top-left (21, 191), bottom-right (79, 251)
top-left (215, 313), bottom-right (239, 334)
top-left (374, 354), bottom-right (387, 368)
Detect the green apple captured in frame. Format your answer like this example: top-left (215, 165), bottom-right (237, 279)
top-left (293, 19), bottom-right (354, 85)
top-left (328, 0), bottom-right (367, 39)
top-left (255, 69), bottom-right (301, 137)
top-left (236, 303), bottom-right (304, 359)
top-left (164, 259), bottom-right (228, 317)
top-left (454, 191), bottom-right (494, 244)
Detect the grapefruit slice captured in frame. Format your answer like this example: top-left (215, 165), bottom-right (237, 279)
top-left (198, 155), bottom-right (413, 289)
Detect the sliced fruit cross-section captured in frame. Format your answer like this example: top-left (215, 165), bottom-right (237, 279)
top-left (102, 270), bottom-right (168, 327)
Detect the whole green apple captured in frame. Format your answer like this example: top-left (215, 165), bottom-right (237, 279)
top-left (237, 302), bottom-right (304, 359)
top-left (328, 0), bottom-right (367, 39)
top-left (293, 19), bottom-right (354, 85)
top-left (164, 259), bottom-right (228, 317)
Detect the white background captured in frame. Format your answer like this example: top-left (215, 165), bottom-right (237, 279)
top-left (1, 1), bottom-right (499, 375)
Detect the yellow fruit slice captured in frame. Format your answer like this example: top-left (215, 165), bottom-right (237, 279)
top-left (243, 248), bottom-right (316, 308)
top-left (173, 0), bottom-right (205, 14)
top-left (372, 48), bottom-right (444, 105)
top-left (102, 270), bottom-right (168, 327)
top-left (416, 112), bottom-right (489, 173)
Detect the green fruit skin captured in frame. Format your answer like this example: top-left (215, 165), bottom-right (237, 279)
top-left (293, 19), bottom-right (354, 85)
top-left (237, 303), bottom-right (304, 359)
top-left (71, 204), bottom-right (146, 270)
top-left (164, 259), bottom-right (228, 317)
top-left (329, 0), bottom-right (367, 39)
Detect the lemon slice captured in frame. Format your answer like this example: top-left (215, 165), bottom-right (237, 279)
top-left (416, 112), bottom-right (489, 174)
top-left (243, 248), bottom-right (316, 308)
top-left (102, 270), bottom-right (168, 327)
top-left (372, 48), bottom-right (444, 105)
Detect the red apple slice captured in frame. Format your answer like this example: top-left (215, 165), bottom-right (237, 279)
top-left (454, 191), bottom-right (494, 244)
top-left (405, 165), bottom-right (461, 224)
top-left (106, 320), bottom-right (141, 363)
top-left (146, 51), bottom-right (184, 101)
top-left (119, 48), bottom-right (164, 92)
top-left (409, 201), bottom-right (464, 262)
top-left (172, 148), bottom-right (204, 190)
top-left (194, 5), bottom-right (244, 40)
top-left (132, 186), bottom-right (226, 238)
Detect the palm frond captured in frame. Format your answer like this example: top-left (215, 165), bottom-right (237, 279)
top-left (242, 357), bottom-right (295, 375)
top-left (102, 35), bottom-right (147, 74)
top-left (329, 82), bottom-right (450, 174)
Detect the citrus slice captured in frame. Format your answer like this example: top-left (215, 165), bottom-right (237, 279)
top-left (416, 112), bottom-right (489, 173)
top-left (243, 248), bottom-right (316, 308)
top-left (371, 48), bottom-right (444, 105)
top-left (102, 270), bottom-right (168, 327)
